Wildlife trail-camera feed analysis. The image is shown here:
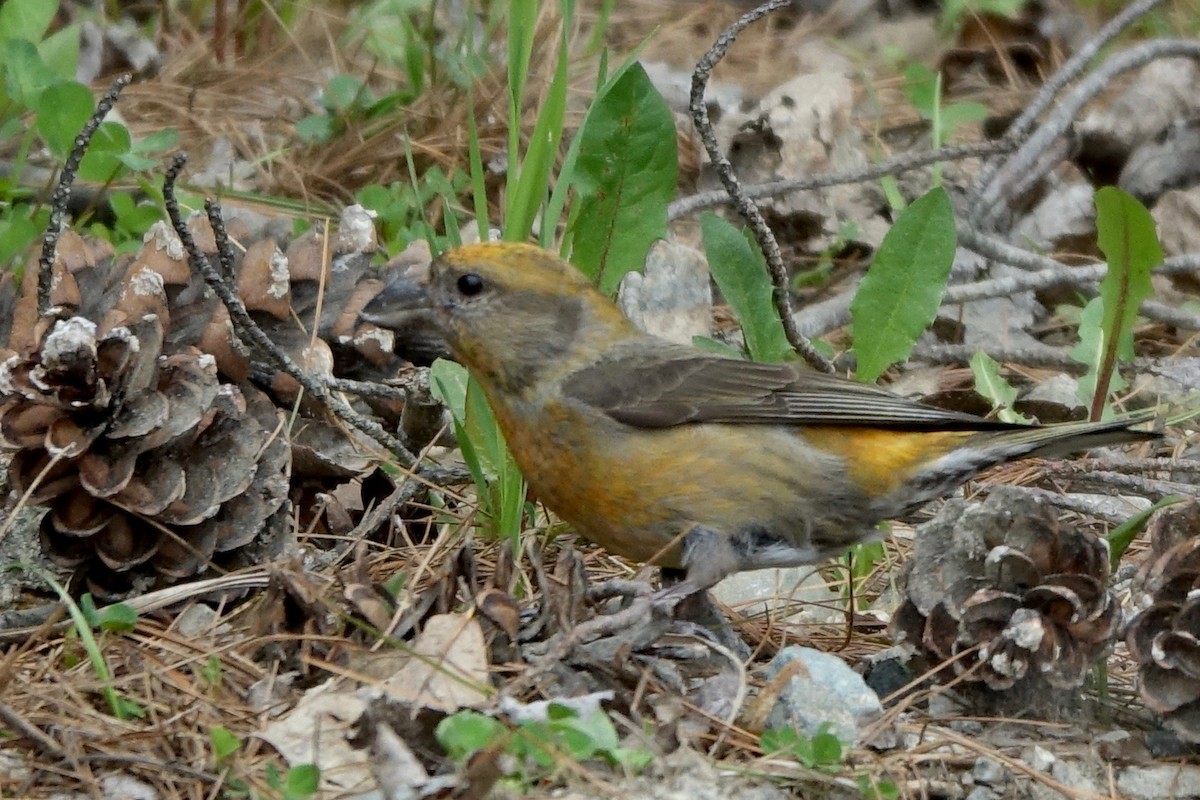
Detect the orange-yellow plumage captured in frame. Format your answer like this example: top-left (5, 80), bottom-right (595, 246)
top-left (362, 242), bottom-right (1159, 594)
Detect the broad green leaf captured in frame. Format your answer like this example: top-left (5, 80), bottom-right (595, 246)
top-left (569, 62), bottom-right (676, 294)
top-left (38, 22), bottom-right (79, 79)
top-left (436, 710), bottom-right (505, 761)
top-left (0, 0), bottom-right (57, 44)
top-left (36, 81), bottom-right (95, 155)
top-left (1087, 186), bottom-right (1160, 416)
top-left (700, 212), bottom-right (792, 363)
top-left (850, 186), bottom-right (956, 383)
top-left (542, 34), bottom-right (653, 247)
top-left (1107, 496), bottom-right (1186, 566)
top-left (210, 726), bottom-right (241, 763)
top-left (1, 37), bottom-right (59, 106)
top-left (285, 764), bottom-right (320, 797)
top-left (78, 121), bottom-right (132, 183)
top-left (969, 350), bottom-right (1028, 423)
top-left (1070, 296), bottom-right (1125, 414)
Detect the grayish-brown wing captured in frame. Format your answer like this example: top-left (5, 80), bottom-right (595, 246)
top-left (560, 339), bottom-right (1022, 431)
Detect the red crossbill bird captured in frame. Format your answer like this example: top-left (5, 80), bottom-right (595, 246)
top-left (363, 243), bottom-right (1159, 598)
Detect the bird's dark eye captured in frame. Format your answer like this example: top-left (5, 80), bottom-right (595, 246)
top-left (456, 273), bottom-right (484, 296)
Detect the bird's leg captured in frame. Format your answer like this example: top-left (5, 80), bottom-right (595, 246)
top-left (653, 530), bottom-right (750, 656)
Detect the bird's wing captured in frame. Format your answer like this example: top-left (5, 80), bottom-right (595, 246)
top-left (560, 342), bottom-right (1021, 431)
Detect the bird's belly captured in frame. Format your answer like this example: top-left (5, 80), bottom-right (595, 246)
top-left (493, 399), bottom-right (861, 567)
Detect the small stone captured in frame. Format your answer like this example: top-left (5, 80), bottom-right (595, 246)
top-left (100, 773), bottom-right (158, 800)
top-left (712, 567), bottom-right (842, 625)
top-left (1023, 745), bottom-right (1056, 773)
top-left (965, 788), bottom-right (999, 800)
top-left (1117, 764), bottom-right (1200, 799)
top-left (174, 604), bottom-right (219, 638)
top-left (972, 757), bottom-right (1008, 787)
top-left (763, 646), bottom-right (883, 746)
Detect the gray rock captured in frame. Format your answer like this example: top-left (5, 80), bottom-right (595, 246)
top-left (619, 239), bottom-right (712, 345)
top-left (965, 788), bottom-right (999, 800)
top-left (711, 567), bottom-right (842, 626)
top-left (1022, 745), bottom-right (1056, 773)
top-left (763, 646), bottom-right (883, 746)
top-left (1117, 764), bottom-right (1200, 799)
top-left (972, 757), bottom-right (1008, 788)
top-left (1024, 374), bottom-right (1083, 410)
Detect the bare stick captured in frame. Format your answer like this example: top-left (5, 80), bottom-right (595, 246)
top-left (971, 39), bottom-right (1200, 228)
top-left (970, 0), bottom-right (1168, 207)
top-left (162, 154), bottom-right (419, 463)
top-left (38, 74), bottom-right (131, 316)
top-left (689, 0), bottom-right (833, 373)
top-left (669, 139), bottom-right (1015, 221)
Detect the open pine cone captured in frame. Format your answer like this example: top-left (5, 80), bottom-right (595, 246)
top-left (0, 270), bottom-right (290, 598)
top-left (0, 205), bottom-right (403, 597)
top-left (892, 488), bottom-right (1120, 692)
top-left (1125, 499), bottom-right (1200, 742)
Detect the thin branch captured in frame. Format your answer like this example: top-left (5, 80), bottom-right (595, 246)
top-left (668, 139), bottom-right (1015, 221)
top-left (970, 39), bottom-right (1200, 228)
top-left (38, 74), bottom-right (131, 316)
top-left (162, 154), bottom-right (420, 465)
top-left (970, 0), bottom-right (1168, 206)
top-left (688, 0), bottom-right (833, 373)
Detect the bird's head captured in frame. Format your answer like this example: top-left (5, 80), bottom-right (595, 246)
top-left (362, 242), bottom-right (638, 391)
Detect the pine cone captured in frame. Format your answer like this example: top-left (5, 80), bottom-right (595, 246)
top-left (1125, 499), bottom-right (1200, 742)
top-left (1, 303), bottom-right (290, 598)
top-left (892, 488), bottom-right (1120, 692)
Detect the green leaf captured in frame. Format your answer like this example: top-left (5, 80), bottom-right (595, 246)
top-left (96, 602), bottom-right (138, 632)
top-left (78, 121), bottom-right (132, 183)
top-left (691, 335), bottom-right (745, 359)
top-left (1, 37), bottom-right (59, 106)
top-left (295, 114), bottom-right (333, 144)
top-left (35, 81), bottom-right (98, 154)
top-left (1087, 186), bottom-right (1160, 417)
top-left (969, 350), bottom-right (1029, 424)
top-left (503, 0), bottom-right (568, 242)
top-left (199, 655), bottom-right (223, 687)
top-left (1070, 297), bottom-right (1125, 412)
top-left (809, 724), bottom-right (845, 765)
top-left (0, 0), bottom-right (57, 44)
top-left (700, 212), bottom-right (792, 363)
top-left (850, 186), bottom-right (956, 383)
top-left (38, 22), bottom-right (79, 79)
top-left (901, 63), bottom-right (938, 117)
top-left (210, 726), bottom-right (241, 764)
top-left (568, 62), bottom-right (676, 294)
top-left (0, 210), bottom-right (40, 265)
top-left (436, 710), bottom-right (506, 761)
top-left (1107, 496), bottom-right (1186, 565)
top-left (284, 764), bottom-right (320, 798)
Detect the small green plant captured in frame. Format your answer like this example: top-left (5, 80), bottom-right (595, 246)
top-left (0, 0), bottom-right (178, 269)
top-left (850, 186), bottom-right (957, 383)
top-left (199, 655), bottom-right (224, 688)
top-left (437, 706), bottom-right (653, 788)
top-left (264, 762), bottom-right (320, 800)
top-left (1070, 186), bottom-right (1160, 419)
top-left (701, 212), bottom-right (794, 364)
top-left (358, 166), bottom-right (472, 255)
top-left (970, 350), bottom-right (1031, 424)
top-left (8, 565), bottom-right (144, 719)
top-left (760, 724), bottom-right (845, 770)
top-left (902, 64), bottom-right (987, 187)
top-left (762, 725), bottom-right (898, 799)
